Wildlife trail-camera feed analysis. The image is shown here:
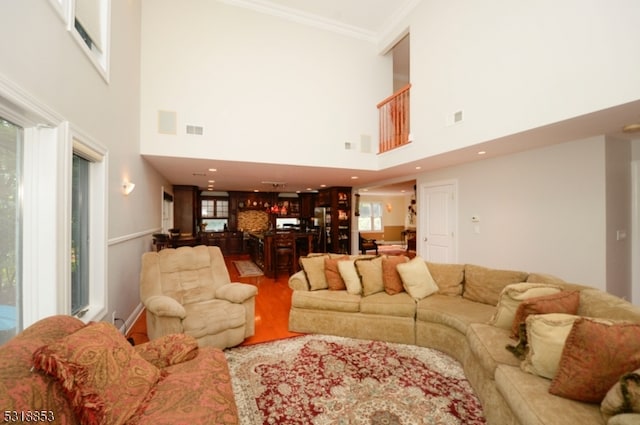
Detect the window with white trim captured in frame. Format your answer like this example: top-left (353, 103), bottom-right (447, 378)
top-left (0, 117), bottom-right (23, 344)
top-left (47, 0), bottom-right (111, 81)
top-left (358, 202), bottom-right (383, 231)
top-left (69, 133), bottom-right (108, 322)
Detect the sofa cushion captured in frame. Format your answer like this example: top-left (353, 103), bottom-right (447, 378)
top-left (601, 367), bottom-right (640, 421)
top-left (299, 254), bottom-right (330, 290)
top-left (427, 262), bottom-right (465, 296)
top-left (134, 333), bottom-right (199, 369)
top-left (397, 256), bottom-right (439, 300)
top-left (416, 294), bottom-right (496, 335)
top-left (578, 289), bottom-right (640, 322)
top-left (521, 313), bottom-right (579, 379)
top-left (489, 282), bottom-right (562, 330)
top-left (0, 316), bottom-right (84, 424)
top-left (463, 264), bottom-right (529, 306)
top-left (495, 365), bottom-right (605, 425)
top-left (550, 318), bottom-right (640, 403)
top-left (466, 323), bottom-right (520, 380)
top-left (382, 255), bottom-right (409, 295)
top-left (32, 322), bottom-right (163, 425)
top-left (360, 292), bottom-right (416, 317)
top-left (355, 256), bottom-right (385, 296)
top-left (139, 346), bottom-right (239, 424)
top-left (291, 289), bottom-right (361, 313)
top-left (511, 290), bottom-right (580, 338)
top-left (325, 256), bottom-right (349, 290)
top-left (337, 259), bottom-right (362, 295)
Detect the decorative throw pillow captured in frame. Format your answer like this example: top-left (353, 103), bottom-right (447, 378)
top-left (337, 259), bottom-right (362, 295)
top-left (382, 255), bottom-right (409, 295)
top-left (601, 368), bottom-right (640, 421)
top-left (355, 256), bottom-right (385, 296)
top-left (396, 256), bottom-right (439, 300)
top-left (299, 254), bottom-right (330, 290)
top-left (510, 290), bottom-right (580, 338)
top-left (325, 256), bottom-right (349, 290)
top-left (463, 264), bottom-right (529, 306)
top-left (426, 262), bottom-right (465, 296)
top-left (134, 333), bottom-right (199, 369)
top-left (550, 318), bottom-right (640, 403)
top-left (489, 282), bottom-right (562, 330)
top-left (33, 322), bottom-right (163, 425)
top-left (520, 313), bottom-right (580, 379)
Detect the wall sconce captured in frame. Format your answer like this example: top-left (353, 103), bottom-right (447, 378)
top-left (122, 181), bottom-right (136, 195)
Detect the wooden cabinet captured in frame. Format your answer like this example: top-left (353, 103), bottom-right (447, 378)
top-left (201, 231), bottom-right (245, 255)
top-left (319, 187), bottom-right (351, 254)
top-left (173, 185), bottom-right (199, 236)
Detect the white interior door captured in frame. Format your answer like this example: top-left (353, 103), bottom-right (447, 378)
top-left (420, 182), bottom-right (457, 262)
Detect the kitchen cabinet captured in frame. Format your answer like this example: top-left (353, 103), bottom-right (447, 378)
top-left (318, 187), bottom-right (351, 254)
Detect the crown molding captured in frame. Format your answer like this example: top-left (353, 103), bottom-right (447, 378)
top-left (218, 0), bottom-right (420, 44)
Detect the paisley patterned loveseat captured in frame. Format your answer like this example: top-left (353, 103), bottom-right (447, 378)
top-left (0, 315), bottom-right (239, 424)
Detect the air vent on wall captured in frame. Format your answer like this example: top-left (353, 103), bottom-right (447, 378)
top-left (186, 125), bottom-right (204, 135)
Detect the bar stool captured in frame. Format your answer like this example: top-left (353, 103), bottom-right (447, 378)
top-left (274, 232), bottom-right (296, 278)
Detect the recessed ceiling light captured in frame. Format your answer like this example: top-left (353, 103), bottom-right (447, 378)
top-left (208, 168), bottom-right (217, 172)
top-left (351, 176), bottom-right (358, 180)
top-left (320, 184), bottom-right (327, 188)
top-left (208, 180), bottom-right (215, 183)
top-left (253, 189), bottom-right (259, 192)
top-left (415, 166), bottom-right (421, 170)
top-left (306, 188), bottom-right (313, 191)
top-left (478, 151), bottom-right (486, 155)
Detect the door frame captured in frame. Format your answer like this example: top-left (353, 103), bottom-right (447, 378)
top-left (418, 179), bottom-right (458, 262)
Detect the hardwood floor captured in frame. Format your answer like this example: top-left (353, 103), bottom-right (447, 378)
top-left (126, 254), bottom-right (302, 347)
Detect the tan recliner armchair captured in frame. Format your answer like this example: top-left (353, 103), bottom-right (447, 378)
top-left (140, 245), bottom-right (258, 348)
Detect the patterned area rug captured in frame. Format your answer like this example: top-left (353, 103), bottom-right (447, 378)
top-left (233, 260), bottom-right (264, 277)
top-left (225, 334), bottom-right (485, 425)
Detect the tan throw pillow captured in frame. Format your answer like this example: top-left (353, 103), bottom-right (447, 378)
top-left (396, 256), bottom-right (439, 300)
top-left (426, 262), bottom-right (465, 296)
top-left (325, 256), bottom-right (348, 290)
top-left (355, 256), bottom-right (385, 296)
top-left (510, 290), bottom-right (580, 338)
top-left (489, 282), bottom-right (562, 330)
top-left (299, 255), bottom-right (329, 290)
top-left (550, 318), bottom-right (640, 403)
top-left (521, 313), bottom-right (580, 379)
top-left (463, 264), bottom-right (529, 306)
top-left (337, 259), bottom-right (362, 295)
top-left (382, 255), bottom-right (409, 295)
top-left (601, 368), bottom-right (640, 421)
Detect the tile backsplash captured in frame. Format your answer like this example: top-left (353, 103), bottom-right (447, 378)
top-left (238, 210), bottom-right (269, 232)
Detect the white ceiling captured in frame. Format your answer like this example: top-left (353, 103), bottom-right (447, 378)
top-left (143, 1), bottom-right (640, 196)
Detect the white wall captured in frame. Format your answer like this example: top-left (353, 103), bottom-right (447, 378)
top-left (0, 0), bottom-right (169, 325)
top-left (417, 137), bottom-right (608, 289)
top-left (379, 0), bottom-right (640, 169)
top-left (139, 0), bottom-right (390, 170)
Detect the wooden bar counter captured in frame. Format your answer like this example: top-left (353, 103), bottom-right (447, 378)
top-left (246, 231), bottom-right (317, 278)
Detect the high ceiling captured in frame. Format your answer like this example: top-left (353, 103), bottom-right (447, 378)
top-left (143, 0), bottom-right (640, 196)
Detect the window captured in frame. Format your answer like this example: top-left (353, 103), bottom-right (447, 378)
top-left (201, 198), bottom-right (229, 231)
top-left (71, 154), bottom-right (89, 315)
top-left (71, 0), bottom-right (111, 80)
top-left (46, 0), bottom-right (111, 81)
top-left (69, 133), bottom-right (108, 323)
top-left (0, 117), bottom-right (23, 344)
top-left (358, 202), bottom-right (383, 231)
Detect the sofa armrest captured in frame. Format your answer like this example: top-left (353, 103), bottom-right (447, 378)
top-left (134, 333), bottom-right (199, 368)
top-left (144, 295), bottom-right (186, 318)
top-left (216, 283), bottom-right (258, 303)
top-left (288, 270), bottom-right (310, 291)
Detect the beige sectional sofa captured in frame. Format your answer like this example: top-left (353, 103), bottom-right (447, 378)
top-left (288, 254), bottom-right (640, 425)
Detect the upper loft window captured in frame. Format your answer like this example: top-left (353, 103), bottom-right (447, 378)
top-left (47, 0), bottom-right (111, 81)
top-left (72, 0), bottom-right (111, 81)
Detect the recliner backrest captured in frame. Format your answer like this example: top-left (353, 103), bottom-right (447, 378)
top-left (140, 245), bottom-right (231, 305)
